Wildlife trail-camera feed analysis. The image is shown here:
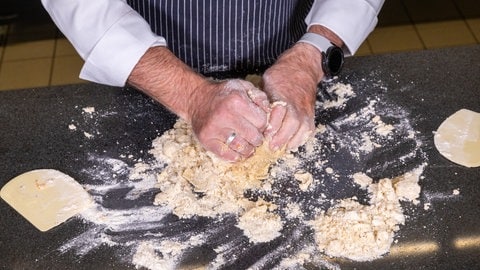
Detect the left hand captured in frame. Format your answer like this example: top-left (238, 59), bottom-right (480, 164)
top-left (262, 42), bottom-right (324, 151)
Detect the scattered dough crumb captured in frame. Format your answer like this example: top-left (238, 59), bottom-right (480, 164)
top-left (352, 172), bottom-right (373, 189)
top-left (83, 132), bottom-right (94, 139)
top-left (294, 171), bottom-right (313, 191)
top-left (68, 124), bottom-right (77, 130)
top-left (56, 80), bottom-right (429, 269)
top-left (133, 241), bottom-right (183, 270)
top-left (236, 200), bottom-right (283, 243)
top-left (424, 203), bottom-right (431, 211)
top-left (453, 189), bottom-right (460, 195)
top-left (285, 203), bottom-right (304, 219)
top-left (82, 107), bottom-right (95, 114)
top-left (372, 116), bottom-right (395, 136)
top-left (322, 83), bottom-right (355, 109)
top-left (392, 165), bottom-right (425, 205)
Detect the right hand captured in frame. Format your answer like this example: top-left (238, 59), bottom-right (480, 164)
top-left (188, 79), bottom-right (270, 162)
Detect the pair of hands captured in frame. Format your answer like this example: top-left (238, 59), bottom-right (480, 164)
top-left (128, 40), bottom-right (325, 162)
top-left (189, 42), bottom-right (323, 162)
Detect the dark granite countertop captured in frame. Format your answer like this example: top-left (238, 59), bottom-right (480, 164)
top-left (0, 45), bottom-right (479, 270)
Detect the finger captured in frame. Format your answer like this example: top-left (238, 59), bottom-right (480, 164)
top-left (228, 135), bottom-right (256, 158)
top-left (218, 126), bottom-right (262, 150)
top-left (219, 128), bottom-right (263, 155)
top-left (269, 110), bottom-right (300, 151)
top-left (247, 87), bottom-right (270, 113)
top-left (264, 102), bottom-right (287, 140)
top-left (221, 114), bottom-right (263, 147)
top-left (203, 138), bottom-right (241, 162)
top-left (236, 78), bottom-right (270, 111)
top-left (224, 82), bottom-right (269, 130)
top-left (287, 119), bottom-right (314, 151)
top-left (237, 97), bottom-right (269, 131)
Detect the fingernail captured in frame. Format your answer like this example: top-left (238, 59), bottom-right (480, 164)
top-left (230, 155), bottom-right (241, 163)
top-left (255, 136), bottom-right (264, 147)
top-left (271, 144), bottom-right (280, 152)
top-left (263, 100), bottom-right (271, 109)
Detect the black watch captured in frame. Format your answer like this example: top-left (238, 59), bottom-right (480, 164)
top-left (298, 33), bottom-right (344, 77)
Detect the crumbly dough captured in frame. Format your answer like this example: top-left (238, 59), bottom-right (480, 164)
top-left (392, 166), bottom-right (424, 205)
top-left (236, 200), bottom-right (283, 243)
top-left (352, 172), bottom-right (373, 189)
top-left (434, 109), bottom-right (480, 167)
top-left (145, 81), bottom-right (426, 260)
top-left (309, 166), bottom-right (424, 261)
top-left (294, 171), bottom-right (314, 191)
top-left (321, 83), bottom-right (356, 109)
top-left (151, 120), bottom-right (284, 242)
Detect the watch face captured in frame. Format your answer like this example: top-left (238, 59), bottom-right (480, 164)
top-left (326, 46), bottom-right (344, 76)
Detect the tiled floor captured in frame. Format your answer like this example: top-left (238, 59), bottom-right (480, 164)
top-left (0, 0), bottom-right (479, 91)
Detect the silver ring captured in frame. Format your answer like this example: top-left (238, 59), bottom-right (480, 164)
top-left (225, 132), bottom-right (237, 146)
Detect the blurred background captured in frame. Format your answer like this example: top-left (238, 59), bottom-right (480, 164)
top-left (0, 0), bottom-right (479, 91)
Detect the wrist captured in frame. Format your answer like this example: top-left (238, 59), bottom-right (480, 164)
top-left (265, 43), bottom-right (320, 104)
top-left (297, 27), bottom-right (345, 78)
top-left (291, 42), bottom-right (324, 84)
top-left (307, 25), bottom-right (343, 47)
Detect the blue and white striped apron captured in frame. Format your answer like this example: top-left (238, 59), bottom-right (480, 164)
top-left (126, 0), bottom-right (313, 75)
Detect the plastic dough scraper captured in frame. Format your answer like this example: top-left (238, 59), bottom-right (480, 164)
top-left (0, 169), bottom-right (93, 232)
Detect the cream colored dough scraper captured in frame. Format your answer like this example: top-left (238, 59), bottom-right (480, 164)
top-left (434, 109), bottom-right (480, 167)
top-left (0, 169), bottom-right (93, 232)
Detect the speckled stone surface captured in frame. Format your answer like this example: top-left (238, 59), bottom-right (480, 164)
top-left (0, 45), bottom-right (479, 269)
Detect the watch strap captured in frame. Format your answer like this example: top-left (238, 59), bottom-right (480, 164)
top-left (297, 32), bottom-right (333, 54)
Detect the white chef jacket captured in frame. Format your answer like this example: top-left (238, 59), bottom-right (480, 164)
top-left (41, 0), bottom-right (384, 87)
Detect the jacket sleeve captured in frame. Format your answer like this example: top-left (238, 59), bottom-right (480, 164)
top-left (305, 0), bottom-right (384, 56)
top-left (41, 0), bottom-right (167, 86)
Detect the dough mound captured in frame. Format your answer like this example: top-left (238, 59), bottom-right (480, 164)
top-left (151, 120), bottom-right (285, 242)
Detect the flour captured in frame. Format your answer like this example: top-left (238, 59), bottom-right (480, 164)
top-left (133, 239), bottom-right (202, 270)
top-left (57, 78), bottom-right (428, 270)
top-left (372, 115), bottom-right (395, 136)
